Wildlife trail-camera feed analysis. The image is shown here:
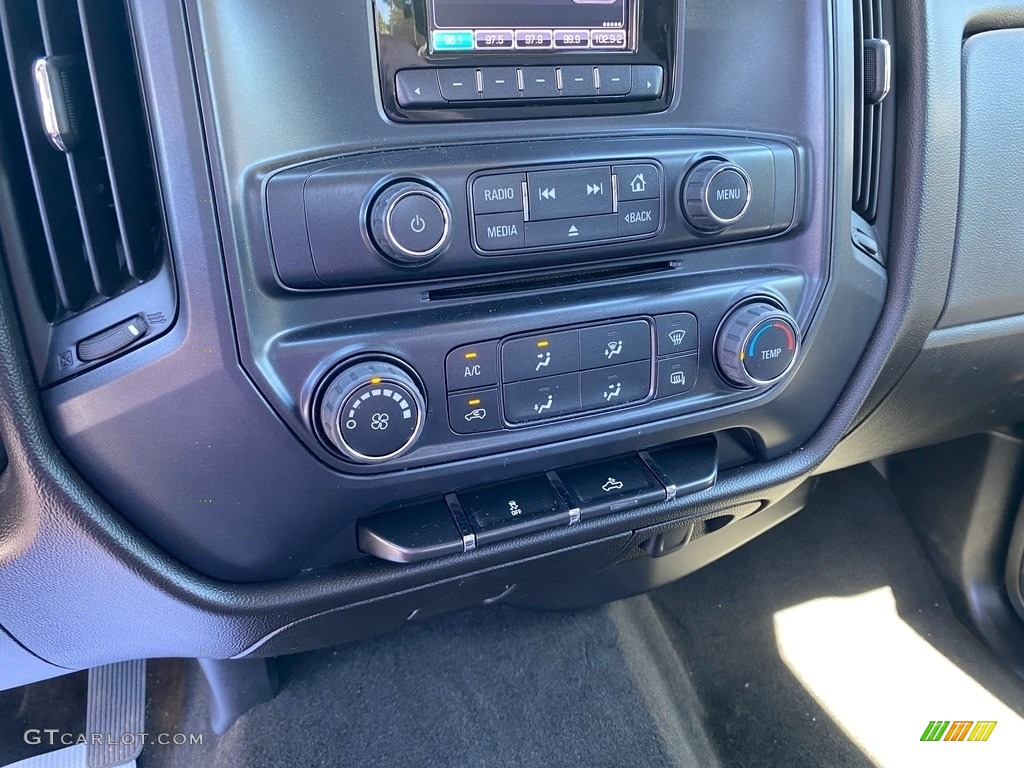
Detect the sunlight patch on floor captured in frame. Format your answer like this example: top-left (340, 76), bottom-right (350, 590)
top-left (774, 587), bottom-right (1024, 768)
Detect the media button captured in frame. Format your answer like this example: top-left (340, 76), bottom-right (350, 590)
top-left (558, 65), bottom-right (599, 97)
top-left (515, 30), bottom-right (553, 49)
top-left (526, 166), bottom-right (613, 220)
top-left (503, 373), bottom-right (581, 423)
top-left (502, 330), bottom-right (580, 382)
top-left (553, 30), bottom-right (590, 49)
top-left (520, 66), bottom-right (559, 98)
top-left (475, 212), bottom-right (525, 251)
top-left (580, 361), bottom-right (651, 411)
top-left (472, 173), bottom-right (525, 215)
top-left (475, 30), bottom-right (514, 50)
top-left (525, 214), bottom-right (618, 247)
top-left (580, 321), bottom-right (652, 369)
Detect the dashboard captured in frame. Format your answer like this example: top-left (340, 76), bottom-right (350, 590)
top-left (3, 0), bottom-right (1024, 678)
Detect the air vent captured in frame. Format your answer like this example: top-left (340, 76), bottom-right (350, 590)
top-left (0, 0), bottom-right (162, 319)
top-left (852, 0), bottom-right (891, 221)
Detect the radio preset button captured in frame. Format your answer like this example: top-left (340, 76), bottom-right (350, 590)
top-left (596, 64), bottom-right (631, 94)
top-left (472, 173), bottom-right (525, 214)
top-left (475, 30), bottom-right (514, 50)
top-left (448, 388), bottom-right (502, 434)
top-left (580, 361), bottom-right (651, 411)
top-left (558, 65), bottom-right (599, 97)
top-left (438, 68), bottom-right (480, 101)
top-left (553, 30), bottom-right (590, 49)
top-left (591, 30), bottom-right (627, 50)
top-left (515, 31), bottom-right (553, 49)
top-left (480, 67), bottom-right (520, 99)
top-left (503, 372), bottom-right (581, 423)
top-left (502, 330), bottom-right (579, 382)
top-left (520, 66), bottom-right (559, 98)
top-left (527, 166), bottom-right (613, 220)
top-left (446, 341), bottom-right (498, 391)
top-left (579, 320), bottom-right (652, 370)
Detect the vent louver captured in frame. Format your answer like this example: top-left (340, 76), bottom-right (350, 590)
top-left (852, 0), bottom-right (890, 221)
top-left (0, 0), bottom-right (162, 320)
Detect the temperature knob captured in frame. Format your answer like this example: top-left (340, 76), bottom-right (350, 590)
top-left (317, 360), bottom-right (426, 463)
top-left (716, 302), bottom-right (800, 388)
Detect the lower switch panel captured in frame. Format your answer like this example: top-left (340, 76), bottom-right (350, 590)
top-left (356, 435), bottom-right (718, 563)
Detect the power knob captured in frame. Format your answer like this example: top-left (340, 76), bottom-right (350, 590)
top-left (369, 181), bottom-right (451, 265)
top-left (681, 159), bottom-right (752, 231)
top-left (317, 360), bottom-right (426, 463)
top-left (715, 302), bottom-right (800, 388)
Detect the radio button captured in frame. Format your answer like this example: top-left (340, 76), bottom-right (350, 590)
top-left (580, 321), bottom-right (652, 370)
top-left (438, 68), bottom-right (480, 101)
top-left (613, 163), bottom-right (660, 201)
top-left (596, 65), bottom-right (631, 94)
top-left (618, 199), bottom-right (660, 236)
top-left (480, 67), bottom-right (520, 99)
top-left (502, 330), bottom-right (579, 382)
top-left (558, 65), bottom-right (599, 97)
top-left (395, 70), bottom-right (445, 108)
top-left (628, 65), bottom-right (665, 100)
top-left (475, 212), bottom-right (525, 250)
top-left (520, 66), bottom-right (559, 98)
top-left (472, 173), bottom-right (525, 214)
top-left (655, 313), bottom-right (698, 355)
top-left (503, 373), bottom-right (581, 423)
top-left (581, 361), bottom-right (651, 411)
top-left (527, 166), bottom-right (613, 220)
top-left (525, 214), bottom-right (618, 247)
top-left (448, 388), bottom-right (502, 434)
top-left (656, 354), bottom-right (698, 399)
top-left (446, 341), bottom-right (498, 391)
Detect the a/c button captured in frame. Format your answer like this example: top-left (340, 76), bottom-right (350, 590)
top-left (446, 341), bottom-right (498, 391)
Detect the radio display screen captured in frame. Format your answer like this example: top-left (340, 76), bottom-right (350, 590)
top-left (427, 0), bottom-right (632, 53)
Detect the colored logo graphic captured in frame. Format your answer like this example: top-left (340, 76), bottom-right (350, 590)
top-left (920, 721), bottom-right (997, 742)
